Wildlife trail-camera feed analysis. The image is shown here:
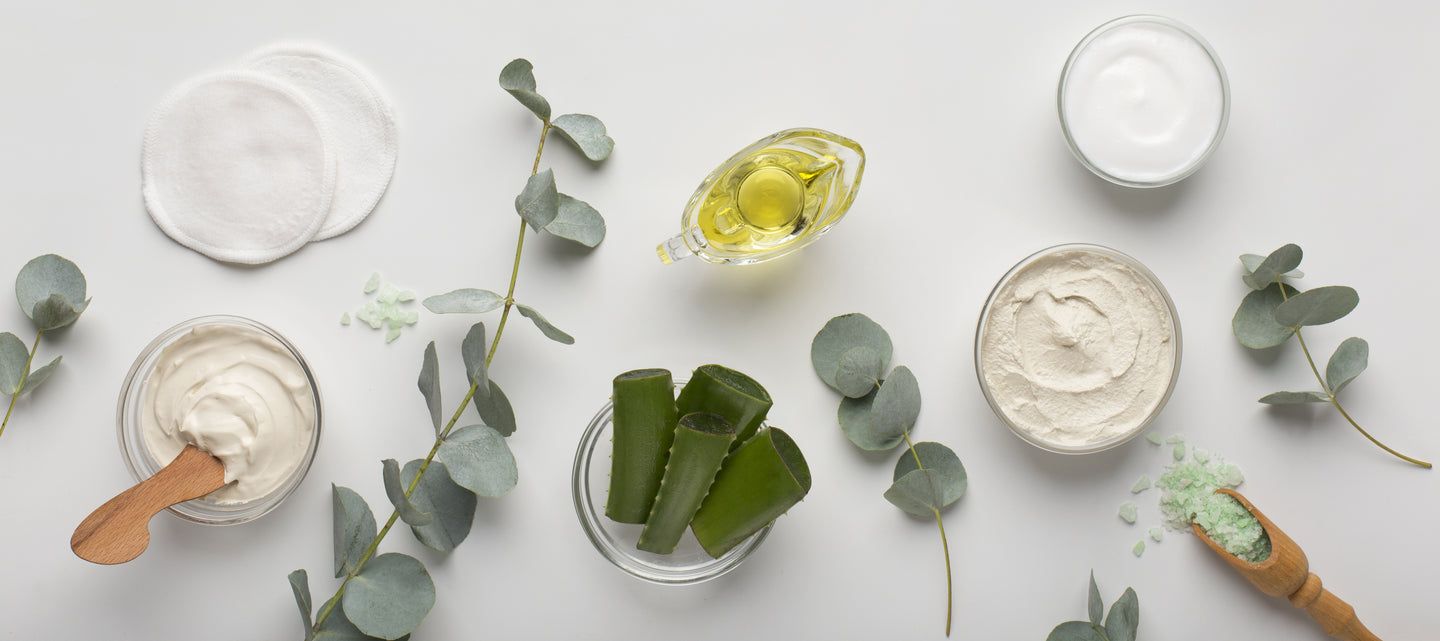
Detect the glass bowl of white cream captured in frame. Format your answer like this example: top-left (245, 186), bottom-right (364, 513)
top-left (571, 386), bottom-right (771, 585)
top-left (117, 315), bottom-right (322, 525)
top-left (974, 244), bottom-right (1181, 454)
top-left (1058, 15), bottom-right (1229, 188)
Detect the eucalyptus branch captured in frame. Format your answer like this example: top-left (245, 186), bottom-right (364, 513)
top-left (1045, 572), bottom-right (1138, 641)
top-left (1, 255), bottom-right (89, 443)
top-left (902, 431), bottom-right (953, 637)
top-left (0, 330), bottom-right (42, 439)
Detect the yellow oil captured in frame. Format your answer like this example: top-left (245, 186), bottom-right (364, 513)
top-left (694, 149), bottom-right (840, 256)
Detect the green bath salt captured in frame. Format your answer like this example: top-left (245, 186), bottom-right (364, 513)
top-left (1156, 453), bottom-right (1271, 563)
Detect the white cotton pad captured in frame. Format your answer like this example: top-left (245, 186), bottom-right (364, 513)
top-left (245, 44), bottom-right (398, 241)
top-left (141, 70), bottom-right (336, 264)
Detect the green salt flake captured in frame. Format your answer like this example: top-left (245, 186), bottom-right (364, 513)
top-left (403, 311), bottom-right (419, 325)
top-left (1155, 450), bottom-right (1268, 561)
top-left (1165, 434), bottom-right (1185, 444)
top-left (378, 283), bottom-right (400, 305)
top-left (1145, 432), bottom-right (1163, 445)
top-left (1194, 448), bottom-right (1211, 464)
top-left (1193, 494), bottom-right (1271, 563)
top-left (1118, 501), bottom-right (1138, 524)
top-left (398, 290), bottom-right (416, 302)
top-left (1131, 475), bottom-right (1151, 494)
top-left (386, 317), bottom-right (405, 331)
top-left (1149, 526), bottom-right (1163, 542)
top-left (340, 312), bottom-right (351, 326)
top-left (1132, 541), bottom-right (1145, 557)
top-left (385, 327), bottom-right (402, 343)
top-left (1173, 444), bottom-right (1186, 460)
top-left (364, 272), bottom-right (381, 294)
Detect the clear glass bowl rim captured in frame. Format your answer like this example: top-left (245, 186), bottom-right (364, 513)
top-left (973, 243), bottom-right (1183, 454)
top-left (115, 314), bottom-right (323, 525)
top-left (1057, 14), bottom-right (1231, 188)
top-left (571, 381), bottom-right (771, 585)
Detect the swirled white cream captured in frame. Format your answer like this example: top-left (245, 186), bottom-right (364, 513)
top-left (980, 249), bottom-right (1176, 448)
top-left (141, 323), bottom-right (316, 504)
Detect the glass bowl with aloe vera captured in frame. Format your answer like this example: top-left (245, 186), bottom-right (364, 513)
top-left (657, 128), bottom-right (865, 265)
top-left (571, 365), bottom-right (812, 585)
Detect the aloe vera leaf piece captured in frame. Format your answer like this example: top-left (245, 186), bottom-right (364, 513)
top-left (636, 412), bottom-right (736, 554)
top-left (675, 364), bottom-right (772, 449)
top-left (605, 369), bottom-right (678, 524)
top-left (691, 426), bottom-right (811, 559)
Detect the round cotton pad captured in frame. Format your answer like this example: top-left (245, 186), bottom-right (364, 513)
top-left (245, 44), bottom-right (398, 241)
top-left (142, 71), bottom-right (336, 264)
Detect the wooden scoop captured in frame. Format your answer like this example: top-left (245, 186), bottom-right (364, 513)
top-left (1192, 488), bottom-right (1381, 641)
top-left (71, 444), bottom-right (226, 564)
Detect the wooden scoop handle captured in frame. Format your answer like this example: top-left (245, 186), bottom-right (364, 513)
top-left (1289, 573), bottom-right (1381, 641)
top-left (71, 444), bottom-right (226, 565)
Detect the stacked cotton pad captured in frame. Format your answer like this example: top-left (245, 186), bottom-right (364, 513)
top-left (141, 44), bottom-right (398, 264)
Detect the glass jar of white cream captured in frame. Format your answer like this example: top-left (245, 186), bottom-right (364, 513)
top-left (1058, 15), bottom-right (1230, 188)
top-left (117, 315), bottom-right (322, 525)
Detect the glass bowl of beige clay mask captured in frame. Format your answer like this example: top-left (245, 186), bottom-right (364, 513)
top-left (117, 315), bottom-right (322, 525)
top-left (974, 244), bottom-right (1181, 454)
top-left (571, 380), bottom-right (775, 585)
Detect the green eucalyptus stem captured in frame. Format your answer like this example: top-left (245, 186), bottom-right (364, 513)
top-left (1277, 281), bottom-right (1431, 468)
top-left (311, 116), bottom-right (553, 635)
top-left (0, 329), bottom-right (43, 440)
top-left (903, 431), bottom-right (953, 637)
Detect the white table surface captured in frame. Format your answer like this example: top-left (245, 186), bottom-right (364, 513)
top-left (2, 1), bottom-right (1436, 639)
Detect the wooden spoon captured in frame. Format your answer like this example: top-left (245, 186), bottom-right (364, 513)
top-left (1192, 488), bottom-right (1382, 641)
top-left (71, 444), bottom-right (226, 565)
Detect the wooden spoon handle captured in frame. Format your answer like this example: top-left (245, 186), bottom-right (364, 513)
top-left (1289, 573), bottom-right (1382, 641)
top-left (71, 445), bottom-right (226, 565)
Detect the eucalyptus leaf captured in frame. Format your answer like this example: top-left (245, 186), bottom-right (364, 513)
top-left (417, 342), bottom-right (442, 435)
top-left (1046, 621), bottom-right (1104, 641)
top-left (341, 553), bottom-right (435, 640)
top-left (1104, 587), bottom-right (1140, 641)
top-left (438, 425), bottom-right (517, 498)
top-left (1240, 254), bottom-right (1302, 279)
top-left (515, 169), bottom-right (559, 231)
top-left (834, 346), bottom-right (883, 398)
top-left (29, 294), bottom-right (83, 331)
top-left (1088, 571), bottom-right (1103, 627)
top-left (474, 379), bottom-right (517, 437)
top-left (515, 304), bottom-right (574, 344)
top-left (551, 114), bottom-right (614, 161)
top-left (884, 469), bottom-right (946, 517)
top-left (332, 485), bottom-right (377, 579)
top-left (1241, 244), bottom-right (1302, 291)
top-left (1326, 337), bottom-right (1368, 395)
top-left (17, 355), bottom-right (60, 396)
top-left (460, 322), bottom-right (489, 394)
top-left (401, 459), bottom-right (476, 552)
top-left (422, 289), bottom-right (505, 314)
top-left (15, 254), bottom-right (88, 323)
top-left (287, 569), bottom-right (313, 636)
top-left (871, 366), bottom-right (921, 442)
top-left (381, 459), bottom-right (433, 527)
top-left (498, 58), bottom-right (551, 121)
top-left (1259, 391), bottom-right (1330, 404)
top-left (811, 313), bottom-right (893, 390)
top-left (891, 442), bottom-right (966, 508)
top-left (1233, 282), bottom-right (1300, 349)
top-left (315, 600), bottom-right (409, 641)
top-left (544, 193), bottom-right (606, 248)
top-left (1273, 285), bottom-right (1359, 328)
top-left (838, 388), bottom-right (902, 451)
top-left (0, 332), bottom-right (28, 395)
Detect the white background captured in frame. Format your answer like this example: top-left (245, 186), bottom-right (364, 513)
top-left (1, 1), bottom-right (1436, 639)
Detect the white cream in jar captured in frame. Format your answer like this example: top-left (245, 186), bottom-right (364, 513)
top-left (140, 323), bottom-right (317, 504)
top-left (977, 246), bottom-right (1178, 450)
top-left (1059, 15), bottom-right (1228, 187)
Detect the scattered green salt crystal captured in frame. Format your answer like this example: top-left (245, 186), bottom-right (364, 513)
top-left (1173, 444), bottom-right (1186, 460)
top-left (1156, 451), bottom-right (1270, 563)
top-left (385, 327), bottom-right (402, 343)
top-left (398, 290), bottom-right (416, 302)
top-left (377, 283), bottom-right (400, 305)
top-left (1118, 501), bottom-right (1138, 524)
top-left (1193, 448), bottom-right (1211, 464)
top-left (403, 310), bottom-right (419, 325)
top-left (1131, 475), bottom-right (1151, 494)
top-left (364, 272), bottom-right (381, 294)
top-left (1132, 541), bottom-right (1145, 557)
top-left (1145, 432), bottom-right (1163, 445)
top-left (1165, 434), bottom-right (1185, 445)
top-left (1149, 526), bottom-right (1163, 542)
top-left (348, 272), bottom-right (420, 342)
top-left (340, 312), bottom-right (351, 326)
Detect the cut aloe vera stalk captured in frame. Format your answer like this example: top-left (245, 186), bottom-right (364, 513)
top-left (606, 368), bottom-right (678, 524)
top-left (637, 412), bottom-right (736, 554)
top-left (676, 364), bottom-right (772, 449)
top-left (692, 426), bottom-right (811, 559)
